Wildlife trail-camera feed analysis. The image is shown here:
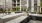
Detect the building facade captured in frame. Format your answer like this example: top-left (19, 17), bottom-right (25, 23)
top-left (0, 0), bottom-right (42, 13)
top-left (20, 0), bottom-right (41, 13)
top-left (0, 0), bottom-right (12, 8)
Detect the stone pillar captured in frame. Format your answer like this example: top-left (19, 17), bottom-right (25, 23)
top-left (34, 0), bottom-right (37, 13)
top-left (37, 0), bottom-right (40, 14)
top-left (29, 0), bottom-right (31, 12)
top-left (20, 0), bottom-right (21, 11)
top-left (31, 0), bottom-right (34, 12)
top-left (36, 6), bottom-right (40, 14)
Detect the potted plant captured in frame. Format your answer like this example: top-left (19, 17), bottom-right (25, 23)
top-left (7, 8), bottom-right (11, 14)
top-left (16, 6), bottom-right (20, 11)
top-left (0, 8), bottom-right (2, 13)
top-left (0, 8), bottom-right (4, 13)
top-left (15, 6), bottom-right (20, 13)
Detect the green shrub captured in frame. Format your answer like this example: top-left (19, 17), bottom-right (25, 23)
top-left (21, 8), bottom-right (26, 12)
top-left (0, 8), bottom-right (3, 11)
top-left (8, 8), bottom-right (12, 12)
top-left (16, 6), bottom-right (20, 11)
top-left (40, 2), bottom-right (42, 7)
top-left (8, 8), bottom-right (10, 11)
top-left (0, 8), bottom-right (5, 13)
top-left (39, 12), bottom-right (42, 14)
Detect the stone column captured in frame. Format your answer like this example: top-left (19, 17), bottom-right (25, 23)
top-left (20, 0), bottom-right (21, 11)
top-left (34, 0), bottom-right (37, 13)
top-left (37, 6), bottom-right (40, 14)
top-left (29, 0), bottom-right (31, 12)
top-left (37, 0), bottom-right (40, 14)
top-left (26, 0), bottom-right (29, 12)
top-left (31, 0), bottom-right (34, 12)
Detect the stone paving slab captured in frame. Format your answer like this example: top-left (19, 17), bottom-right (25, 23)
top-left (5, 16), bottom-right (28, 23)
top-left (29, 20), bottom-right (42, 23)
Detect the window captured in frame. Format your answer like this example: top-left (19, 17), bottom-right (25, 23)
top-left (12, 0), bottom-right (20, 12)
top-left (12, 4), bottom-right (16, 6)
top-left (12, 0), bottom-right (16, 2)
top-left (34, 0), bottom-right (37, 13)
top-left (17, 4), bottom-right (20, 6)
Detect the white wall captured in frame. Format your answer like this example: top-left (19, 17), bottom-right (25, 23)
top-left (1, 0), bottom-right (12, 8)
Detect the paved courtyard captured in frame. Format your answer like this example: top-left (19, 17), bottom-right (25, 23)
top-left (29, 20), bottom-right (42, 23)
top-left (0, 12), bottom-right (42, 23)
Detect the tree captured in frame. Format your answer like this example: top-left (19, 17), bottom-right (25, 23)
top-left (16, 6), bottom-right (20, 11)
top-left (40, 2), bottom-right (42, 13)
top-left (40, 2), bottom-right (42, 8)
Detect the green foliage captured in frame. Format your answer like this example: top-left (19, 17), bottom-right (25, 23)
top-left (0, 8), bottom-right (5, 13)
top-left (21, 8), bottom-right (26, 12)
top-left (0, 8), bottom-right (3, 11)
top-left (0, 8), bottom-right (4, 12)
top-left (8, 8), bottom-right (10, 11)
top-left (40, 2), bottom-right (42, 13)
top-left (40, 2), bottom-right (42, 7)
top-left (16, 6), bottom-right (20, 11)
top-left (12, 8), bottom-right (16, 12)
top-left (21, 8), bottom-right (23, 11)
top-left (8, 8), bottom-right (11, 12)
top-left (39, 12), bottom-right (42, 14)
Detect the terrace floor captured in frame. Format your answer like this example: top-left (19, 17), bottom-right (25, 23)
top-left (0, 12), bottom-right (42, 23)
top-left (29, 20), bottom-right (42, 23)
